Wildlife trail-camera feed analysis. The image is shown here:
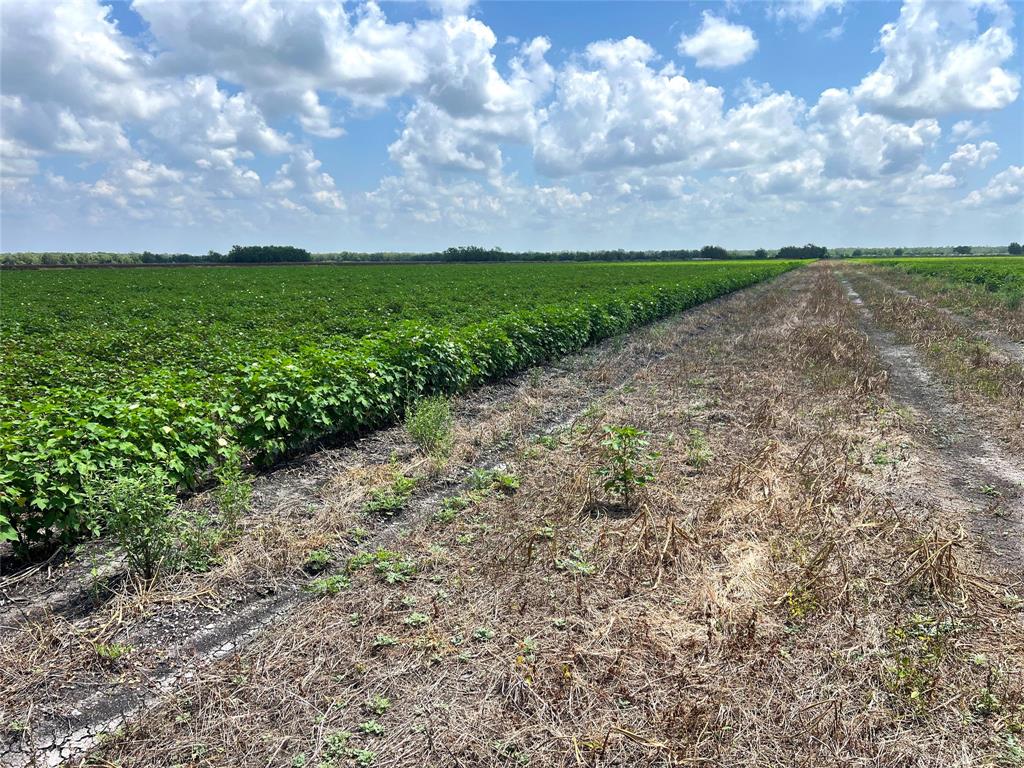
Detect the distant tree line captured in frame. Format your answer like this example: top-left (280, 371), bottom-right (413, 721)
top-left (4, 242), bottom-right (1021, 268)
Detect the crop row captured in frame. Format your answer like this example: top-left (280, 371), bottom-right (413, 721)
top-left (1, 262), bottom-right (799, 548)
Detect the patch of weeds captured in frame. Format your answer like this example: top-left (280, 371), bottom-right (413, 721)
top-left (305, 574), bottom-right (351, 596)
top-left (213, 446), bottom-right (252, 530)
top-left (93, 642), bottom-right (132, 663)
top-left (404, 611), bottom-right (430, 627)
top-left (1001, 591), bottom-right (1024, 612)
top-left (685, 428), bottom-right (713, 469)
top-left (347, 526), bottom-right (371, 543)
top-left (348, 549), bottom-right (417, 584)
top-left (979, 484), bottom-right (1003, 498)
top-left (405, 396), bottom-right (454, 464)
top-left (177, 511), bottom-right (225, 573)
top-left (365, 694), bottom-right (391, 715)
top-left (520, 636), bottom-right (538, 659)
top-left (456, 533), bottom-right (475, 545)
top-left (363, 466), bottom-right (418, 518)
top-left (358, 720), bottom-right (385, 737)
top-left (473, 627), bottom-right (495, 642)
top-left (883, 613), bottom-right (961, 714)
top-left (468, 467), bottom-right (520, 494)
top-left (323, 730), bottom-right (353, 761)
top-left (533, 434), bottom-right (558, 450)
top-left (304, 548), bottom-right (332, 574)
top-left (84, 465), bottom-right (179, 581)
top-left (372, 634), bottom-right (398, 650)
top-left (973, 688), bottom-right (1003, 717)
top-left (871, 442), bottom-right (897, 466)
top-left (596, 425), bottom-right (658, 510)
top-left (997, 733), bottom-right (1024, 767)
top-left (433, 494), bottom-right (470, 524)
top-left (494, 741), bottom-right (531, 765)
top-left (350, 749), bottom-right (376, 767)
top-left (555, 550), bottom-right (596, 576)
top-left (534, 523), bottom-right (555, 540)
top-left (784, 584), bottom-right (819, 623)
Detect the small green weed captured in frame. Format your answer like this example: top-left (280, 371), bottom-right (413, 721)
top-left (405, 396), bottom-right (454, 463)
top-left (359, 720), bottom-right (385, 736)
top-left (303, 548), bottom-right (332, 573)
top-left (85, 465), bottom-right (179, 581)
top-left (554, 550), bottom-right (596, 576)
top-left (365, 694), bottom-right (391, 715)
top-left (363, 467), bottom-right (418, 517)
top-left (595, 425), bottom-right (658, 510)
top-left (305, 574), bottom-right (351, 595)
top-left (213, 447), bottom-right (251, 529)
top-left (93, 642), bottom-right (132, 663)
top-left (685, 428), bottom-right (713, 469)
top-left (348, 549), bottom-right (416, 584)
top-left (468, 467), bottom-right (520, 494)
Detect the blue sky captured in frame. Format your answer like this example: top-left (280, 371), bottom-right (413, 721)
top-left (1, 0), bottom-right (1022, 253)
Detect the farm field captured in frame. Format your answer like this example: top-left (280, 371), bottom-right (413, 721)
top-left (1, 260), bottom-right (799, 550)
top-left (1, 260), bottom-right (1022, 767)
top-left (856, 256), bottom-right (1024, 309)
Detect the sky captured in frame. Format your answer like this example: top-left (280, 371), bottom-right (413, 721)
top-left (1, 0), bottom-right (1022, 253)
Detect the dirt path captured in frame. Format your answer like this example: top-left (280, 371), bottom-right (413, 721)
top-left (838, 274), bottom-right (1024, 573)
top-left (0, 272), bottom-right (798, 768)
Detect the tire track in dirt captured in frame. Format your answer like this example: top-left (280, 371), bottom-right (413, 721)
top-left (0, 269), bottom-right (808, 768)
top-left (838, 275), bottom-right (1024, 574)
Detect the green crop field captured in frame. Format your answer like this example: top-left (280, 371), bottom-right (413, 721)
top-left (1, 260), bottom-right (801, 547)
top-left (860, 256), bottom-right (1024, 305)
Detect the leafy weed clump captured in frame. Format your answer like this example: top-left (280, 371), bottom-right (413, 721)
top-left (405, 396), bottom-right (454, 464)
top-left (348, 549), bottom-right (417, 584)
top-left (595, 425), bottom-right (658, 510)
top-left (363, 465), bottom-right (418, 517)
top-left (85, 465), bottom-right (180, 581)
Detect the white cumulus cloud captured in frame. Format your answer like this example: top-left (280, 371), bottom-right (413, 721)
top-left (854, 0), bottom-right (1020, 117)
top-left (678, 12), bottom-right (758, 68)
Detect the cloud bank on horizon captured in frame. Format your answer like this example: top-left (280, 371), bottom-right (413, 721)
top-left (0, 0), bottom-right (1021, 252)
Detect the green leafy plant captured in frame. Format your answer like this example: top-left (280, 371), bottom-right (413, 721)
top-left (177, 511), bottom-right (224, 572)
top-left (595, 425), bottom-right (658, 510)
top-left (372, 634), bottom-right (398, 649)
top-left (365, 694), bottom-right (391, 715)
top-left (555, 550), bottom-right (596, 576)
top-left (303, 548), bottom-right (332, 573)
top-left (348, 549), bottom-right (416, 584)
top-left (93, 642), bottom-right (132, 663)
top-left (363, 467), bottom-right (418, 517)
top-left (405, 395), bottom-right (454, 463)
top-left (85, 465), bottom-right (179, 581)
top-left (404, 612), bottom-right (430, 627)
top-left (305, 574), bottom-right (351, 595)
top-left (432, 494), bottom-right (470, 524)
top-left (685, 428), bottom-right (713, 469)
top-left (468, 468), bottom-right (520, 494)
top-left (359, 720), bottom-right (385, 736)
top-left (0, 514), bottom-right (17, 544)
top-left (213, 446), bottom-right (252, 529)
